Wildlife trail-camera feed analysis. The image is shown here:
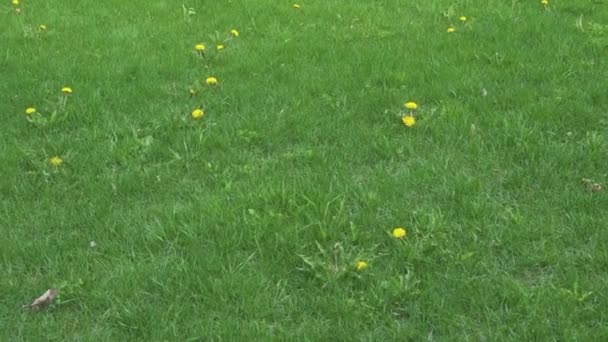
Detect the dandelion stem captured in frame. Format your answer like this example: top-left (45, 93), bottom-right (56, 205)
top-left (61, 95), bottom-right (68, 110)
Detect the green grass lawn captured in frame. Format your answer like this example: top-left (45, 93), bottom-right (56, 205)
top-left (2, 0), bottom-right (608, 340)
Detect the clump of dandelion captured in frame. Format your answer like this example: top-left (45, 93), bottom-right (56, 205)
top-left (404, 101), bottom-right (418, 111)
top-left (205, 77), bottom-right (218, 86)
top-left (195, 43), bottom-right (205, 57)
top-left (392, 227), bottom-right (407, 239)
top-left (402, 101), bottom-right (418, 127)
top-left (49, 156), bottom-right (63, 167)
top-left (402, 115), bottom-right (416, 128)
top-left (355, 261), bottom-right (368, 272)
top-left (191, 108), bottom-right (204, 119)
top-left (60, 86), bottom-right (72, 109)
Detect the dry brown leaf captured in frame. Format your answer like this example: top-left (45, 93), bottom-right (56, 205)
top-left (582, 178), bottom-right (603, 193)
top-left (591, 183), bottom-right (603, 193)
top-left (24, 288), bottom-right (59, 310)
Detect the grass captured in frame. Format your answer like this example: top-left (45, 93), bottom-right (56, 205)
top-left (2, 0), bottom-right (608, 340)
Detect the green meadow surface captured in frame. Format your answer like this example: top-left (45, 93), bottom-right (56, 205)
top-left (2, 0), bottom-right (608, 340)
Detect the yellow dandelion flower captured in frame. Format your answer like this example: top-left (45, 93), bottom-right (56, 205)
top-left (191, 108), bottom-right (204, 119)
top-left (205, 77), bottom-right (218, 86)
top-left (39, 24), bottom-right (47, 30)
top-left (11, 0), bottom-right (19, 5)
top-left (392, 227), bottom-right (407, 239)
top-left (61, 86), bottom-right (73, 94)
top-left (447, 27), bottom-right (456, 33)
top-left (293, 4), bottom-right (301, 9)
top-left (402, 115), bottom-right (416, 127)
top-left (404, 101), bottom-right (418, 110)
top-left (459, 16), bottom-right (467, 22)
top-left (541, 0), bottom-right (549, 5)
top-left (25, 107), bottom-right (36, 115)
top-left (355, 261), bottom-right (368, 271)
top-left (216, 44), bottom-right (225, 51)
top-left (195, 43), bottom-right (205, 52)
top-left (49, 156), bottom-right (63, 167)
top-left (230, 29), bottom-right (239, 37)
